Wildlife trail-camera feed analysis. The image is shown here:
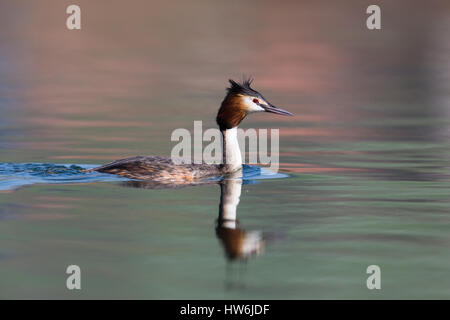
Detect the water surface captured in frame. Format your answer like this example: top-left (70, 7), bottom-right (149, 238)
top-left (1, 0), bottom-right (450, 299)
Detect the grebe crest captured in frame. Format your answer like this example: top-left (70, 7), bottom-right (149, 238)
top-left (87, 78), bottom-right (293, 183)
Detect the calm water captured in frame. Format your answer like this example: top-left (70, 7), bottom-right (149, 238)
top-left (1, 0), bottom-right (450, 299)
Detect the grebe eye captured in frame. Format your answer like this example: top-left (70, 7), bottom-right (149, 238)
top-left (253, 99), bottom-right (259, 104)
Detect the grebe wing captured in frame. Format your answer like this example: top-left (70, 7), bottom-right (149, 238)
top-left (86, 156), bottom-right (221, 181)
top-left (88, 156), bottom-right (170, 172)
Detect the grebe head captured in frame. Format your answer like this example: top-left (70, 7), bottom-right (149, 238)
top-left (216, 78), bottom-right (293, 131)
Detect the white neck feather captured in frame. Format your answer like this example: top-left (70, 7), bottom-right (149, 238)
top-left (222, 127), bottom-right (242, 172)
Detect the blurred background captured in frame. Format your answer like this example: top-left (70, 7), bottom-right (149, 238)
top-left (1, 0), bottom-right (450, 299)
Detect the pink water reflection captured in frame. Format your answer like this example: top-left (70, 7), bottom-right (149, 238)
top-left (1, 0), bottom-right (449, 168)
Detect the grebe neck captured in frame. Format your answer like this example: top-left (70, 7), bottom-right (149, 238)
top-left (221, 127), bottom-right (242, 172)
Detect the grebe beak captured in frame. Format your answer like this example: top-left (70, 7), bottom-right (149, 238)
top-left (263, 103), bottom-right (294, 116)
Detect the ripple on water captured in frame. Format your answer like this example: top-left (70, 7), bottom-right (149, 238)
top-left (0, 163), bottom-right (289, 191)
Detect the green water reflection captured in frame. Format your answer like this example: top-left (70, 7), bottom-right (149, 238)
top-left (1, 0), bottom-right (450, 299)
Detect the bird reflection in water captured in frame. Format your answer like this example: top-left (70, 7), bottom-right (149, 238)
top-left (216, 175), bottom-right (264, 261)
top-left (121, 172), bottom-right (265, 290)
top-left (121, 171), bottom-right (265, 262)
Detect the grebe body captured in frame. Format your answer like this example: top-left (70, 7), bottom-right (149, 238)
top-left (91, 156), bottom-right (222, 182)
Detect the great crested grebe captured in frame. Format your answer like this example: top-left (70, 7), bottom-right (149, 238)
top-left (87, 78), bottom-right (293, 181)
